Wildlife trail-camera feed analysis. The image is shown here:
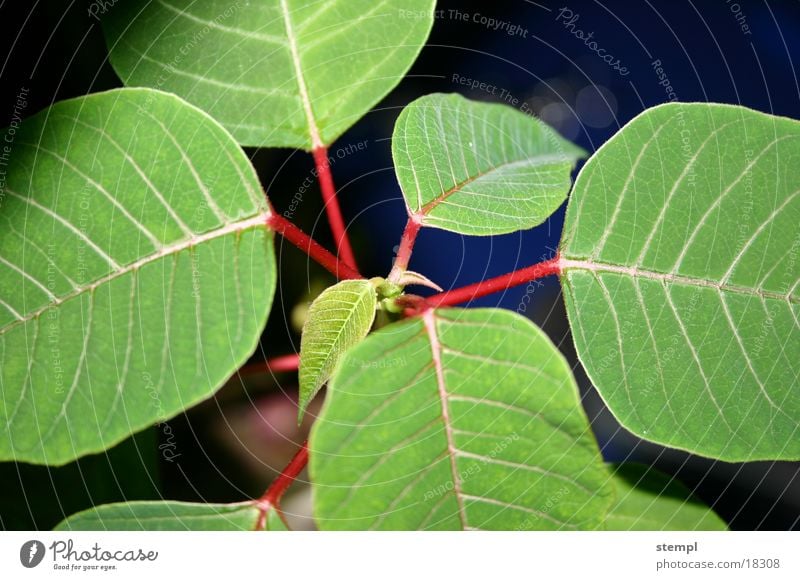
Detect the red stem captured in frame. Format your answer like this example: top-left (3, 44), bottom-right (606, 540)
top-left (425, 256), bottom-right (561, 308)
top-left (313, 147), bottom-right (358, 270)
top-left (255, 441), bottom-right (309, 530)
top-left (266, 213), bottom-right (361, 280)
top-left (239, 354), bottom-right (299, 376)
top-left (388, 217), bottom-right (422, 283)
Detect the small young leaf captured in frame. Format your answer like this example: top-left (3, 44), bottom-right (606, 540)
top-left (102, 0), bottom-right (436, 149)
top-left (396, 270), bottom-right (443, 291)
top-left (392, 93), bottom-right (585, 236)
top-left (55, 501), bottom-right (287, 531)
top-left (0, 88), bottom-right (276, 465)
top-left (561, 103), bottom-right (800, 461)
top-left (298, 279), bottom-right (377, 419)
top-left (310, 308), bottom-right (613, 530)
top-left (604, 464), bottom-right (727, 531)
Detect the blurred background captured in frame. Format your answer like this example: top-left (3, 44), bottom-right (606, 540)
top-left (0, 0), bottom-right (798, 530)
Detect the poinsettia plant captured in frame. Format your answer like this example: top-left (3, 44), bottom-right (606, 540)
top-left (1, 0), bottom-right (796, 531)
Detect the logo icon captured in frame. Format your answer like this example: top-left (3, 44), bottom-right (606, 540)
top-left (20, 540), bottom-right (45, 568)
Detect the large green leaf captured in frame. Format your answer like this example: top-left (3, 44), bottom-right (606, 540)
top-left (560, 103), bottom-right (800, 461)
top-left (102, 0), bottom-right (436, 149)
top-left (0, 88), bottom-right (275, 465)
top-left (392, 93), bottom-right (584, 236)
top-left (310, 308), bottom-right (613, 530)
top-left (298, 279), bottom-right (377, 419)
top-left (55, 501), bottom-right (287, 531)
top-left (604, 463), bottom-right (727, 531)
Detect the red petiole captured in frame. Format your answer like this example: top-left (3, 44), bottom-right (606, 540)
top-left (260, 173), bottom-right (559, 516)
top-left (266, 212), bottom-right (362, 280)
top-left (254, 441), bottom-right (309, 530)
top-left (387, 216), bottom-right (423, 284)
top-left (426, 256), bottom-right (561, 308)
top-left (313, 146), bottom-right (358, 270)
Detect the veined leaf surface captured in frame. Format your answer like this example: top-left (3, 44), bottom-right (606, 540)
top-left (310, 308), bottom-right (612, 530)
top-left (298, 279), bottom-right (377, 420)
top-left (55, 501), bottom-right (287, 531)
top-left (561, 103), bottom-right (800, 461)
top-left (0, 88), bottom-right (275, 465)
top-left (102, 0), bottom-right (436, 149)
top-left (604, 463), bottom-right (727, 531)
top-left (392, 93), bottom-right (585, 235)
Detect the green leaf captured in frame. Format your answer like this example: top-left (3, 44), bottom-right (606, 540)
top-left (392, 93), bottom-right (585, 236)
top-left (604, 463), bottom-right (727, 530)
top-left (102, 0), bottom-right (436, 149)
top-left (310, 308), bottom-right (613, 530)
top-left (560, 103), bottom-right (800, 461)
top-left (0, 88), bottom-right (276, 465)
top-left (298, 279), bottom-right (377, 420)
top-left (54, 501), bottom-right (287, 531)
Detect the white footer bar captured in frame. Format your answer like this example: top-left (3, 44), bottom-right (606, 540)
top-left (1, 531), bottom-right (797, 579)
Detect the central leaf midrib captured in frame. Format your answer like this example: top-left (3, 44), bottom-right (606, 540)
top-left (0, 213), bottom-right (270, 336)
top-left (422, 310), bottom-right (468, 530)
top-left (305, 286), bottom-right (372, 375)
top-left (416, 154), bottom-right (570, 217)
top-left (279, 0), bottom-right (322, 149)
top-left (560, 257), bottom-right (798, 304)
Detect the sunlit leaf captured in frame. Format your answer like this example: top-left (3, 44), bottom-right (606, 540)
top-left (298, 279), bottom-right (377, 420)
top-left (561, 103), bottom-right (800, 461)
top-left (310, 308), bottom-right (612, 530)
top-left (0, 88), bottom-right (275, 465)
top-left (102, 0), bottom-right (436, 149)
top-left (392, 93), bottom-right (584, 235)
